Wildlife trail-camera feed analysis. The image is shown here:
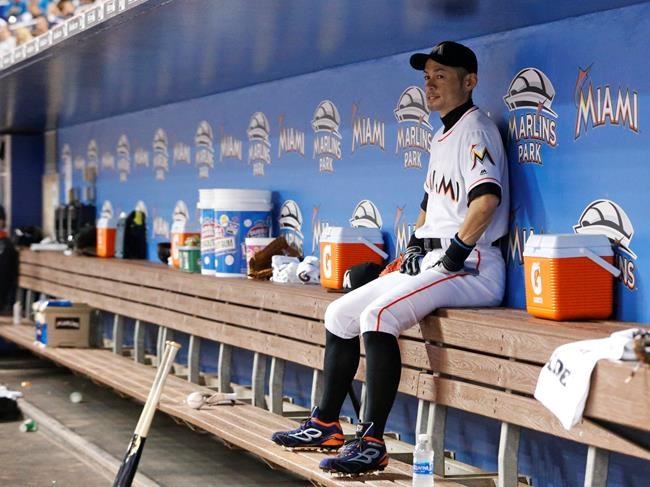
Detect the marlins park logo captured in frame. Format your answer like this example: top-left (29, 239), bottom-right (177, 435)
top-left (116, 135), bottom-right (131, 182)
top-left (247, 112), bottom-right (271, 176)
top-left (279, 200), bottom-right (304, 255)
top-left (152, 129), bottom-right (169, 179)
top-left (395, 86), bottom-right (433, 169)
top-left (87, 140), bottom-right (99, 172)
top-left (574, 64), bottom-right (639, 140)
top-left (312, 100), bottom-right (342, 173)
top-left (574, 199), bottom-right (637, 290)
top-left (504, 68), bottom-right (558, 164)
top-left (195, 121), bottom-right (215, 178)
top-left (351, 103), bottom-right (385, 154)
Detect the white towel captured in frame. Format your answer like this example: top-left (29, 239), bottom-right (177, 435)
top-left (534, 328), bottom-right (640, 430)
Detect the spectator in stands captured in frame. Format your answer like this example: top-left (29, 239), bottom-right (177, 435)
top-left (31, 14), bottom-right (48, 36)
top-left (19, 0), bottom-right (43, 23)
top-left (56, 0), bottom-right (74, 20)
top-left (0, 19), bottom-right (16, 54)
top-left (14, 25), bottom-right (32, 45)
top-left (1, 0), bottom-right (27, 22)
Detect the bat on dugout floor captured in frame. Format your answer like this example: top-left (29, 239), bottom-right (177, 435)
top-left (113, 340), bottom-right (181, 487)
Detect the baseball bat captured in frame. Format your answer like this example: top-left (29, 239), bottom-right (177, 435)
top-left (113, 340), bottom-right (181, 487)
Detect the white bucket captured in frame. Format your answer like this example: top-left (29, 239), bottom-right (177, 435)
top-left (213, 189), bottom-right (272, 277)
top-left (198, 189), bottom-right (215, 275)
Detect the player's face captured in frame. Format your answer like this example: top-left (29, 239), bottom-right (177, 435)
top-left (423, 59), bottom-right (476, 117)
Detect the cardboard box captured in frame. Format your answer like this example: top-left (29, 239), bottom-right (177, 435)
top-left (35, 301), bottom-right (91, 347)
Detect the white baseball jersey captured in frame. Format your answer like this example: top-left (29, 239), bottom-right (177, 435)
top-left (325, 105), bottom-right (509, 339)
top-left (415, 107), bottom-right (509, 245)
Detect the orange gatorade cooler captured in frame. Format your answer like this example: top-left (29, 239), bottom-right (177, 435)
top-left (96, 217), bottom-right (116, 257)
top-left (523, 234), bottom-right (620, 320)
top-left (320, 227), bottom-right (387, 289)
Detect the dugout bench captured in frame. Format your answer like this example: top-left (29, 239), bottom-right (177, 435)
top-left (1, 249), bottom-right (649, 487)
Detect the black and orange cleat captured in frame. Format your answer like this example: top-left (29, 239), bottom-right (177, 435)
top-left (271, 407), bottom-right (344, 451)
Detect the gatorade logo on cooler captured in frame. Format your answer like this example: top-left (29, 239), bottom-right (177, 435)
top-left (323, 244), bottom-right (332, 279)
top-left (531, 261), bottom-right (543, 302)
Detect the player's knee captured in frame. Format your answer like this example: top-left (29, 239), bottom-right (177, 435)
top-left (359, 305), bottom-right (400, 337)
top-left (324, 300), bottom-right (359, 339)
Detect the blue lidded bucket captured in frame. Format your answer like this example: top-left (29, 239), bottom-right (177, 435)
top-left (198, 189), bottom-right (215, 275)
top-left (213, 189), bottom-right (272, 277)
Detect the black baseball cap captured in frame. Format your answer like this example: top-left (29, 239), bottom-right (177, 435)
top-left (410, 41), bottom-right (478, 74)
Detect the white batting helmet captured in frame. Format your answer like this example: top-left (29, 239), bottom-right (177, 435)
top-left (87, 140), bottom-right (98, 166)
top-left (153, 128), bottom-right (168, 154)
top-left (195, 121), bottom-right (214, 149)
top-left (503, 68), bottom-right (557, 116)
top-left (100, 200), bottom-right (114, 220)
top-left (349, 199), bottom-right (383, 229)
top-left (394, 86), bottom-right (431, 128)
top-left (312, 100), bottom-right (341, 134)
top-left (573, 199), bottom-right (636, 258)
top-left (172, 200), bottom-right (189, 223)
top-left (247, 112), bottom-right (270, 142)
top-left (279, 200), bottom-right (303, 231)
top-left (117, 135), bottom-right (130, 157)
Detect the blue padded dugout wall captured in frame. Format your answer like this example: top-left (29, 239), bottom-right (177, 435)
top-left (57, 4), bottom-right (650, 486)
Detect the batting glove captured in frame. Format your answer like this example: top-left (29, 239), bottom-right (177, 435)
top-left (400, 235), bottom-right (425, 276)
top-left (431, 233), bottom-right (474, 274)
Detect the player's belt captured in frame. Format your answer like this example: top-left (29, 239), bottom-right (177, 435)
top-left (423, 237), bottom-right (500, 251)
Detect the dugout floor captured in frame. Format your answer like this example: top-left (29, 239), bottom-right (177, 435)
top-left (0, 351), bottom-right (308, 486)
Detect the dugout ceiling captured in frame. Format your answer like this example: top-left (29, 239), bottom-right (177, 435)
top-left (0, 0), bottom-right (646, 133)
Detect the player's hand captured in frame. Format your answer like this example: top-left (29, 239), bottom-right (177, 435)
top-left (430, 254), bottom-right (463, 275)
top-left (399, 245), bottom-right (424, 275)
top-left (428, 234), bottom-right (475, 275)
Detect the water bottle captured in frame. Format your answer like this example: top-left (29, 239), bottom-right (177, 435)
top-left (412, 433), bottom-right (434, 486)
top-left (12, 301), bottom-right (22, 325)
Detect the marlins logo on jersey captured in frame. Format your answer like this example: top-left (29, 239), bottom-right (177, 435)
top-left (349, 200), bottom-right (383, 229)
top-left (395, 86), bottom-right (433, 169)
top-left (574, 199), bottom-right (637, 290)
top-left (153, 128), bottom-right (169, 179)
top-left (312, 100), bottom-right (342, 173)
top-left (279, 200), bottom-right (304, 255)
top-left (195, 121), bottom-right (215, 178)
top-left (504, 68), bottom-right (558, 165)
top-left (117, 135), bottom-right (131, 182)
top-left (87, 140), bottom-right (99, 171)
top-left (247, 112), bottom-right (271, 176)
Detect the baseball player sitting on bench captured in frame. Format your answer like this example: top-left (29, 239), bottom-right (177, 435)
top-left (272, 40), bottom-right (510, 476)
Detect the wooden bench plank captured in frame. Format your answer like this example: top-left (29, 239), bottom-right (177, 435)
top-left (0, 322), bottom-right (464, 487)
top-left (416, 374), bottom-right (650, 460)
top-left (426, 344), bottom-right (540, 395)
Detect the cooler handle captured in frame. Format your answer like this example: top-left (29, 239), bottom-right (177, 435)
top-left (579, 248), bottom-right (621, 278)
top-left (357, 237), bottom-right (388, 260)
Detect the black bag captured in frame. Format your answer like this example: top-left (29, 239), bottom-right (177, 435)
top-left (0, 237), bottom-right (18, 314)
top-left (0, 397), bottom-right (21, 422)
top-left (123, 210), bottom-right (147, 259)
